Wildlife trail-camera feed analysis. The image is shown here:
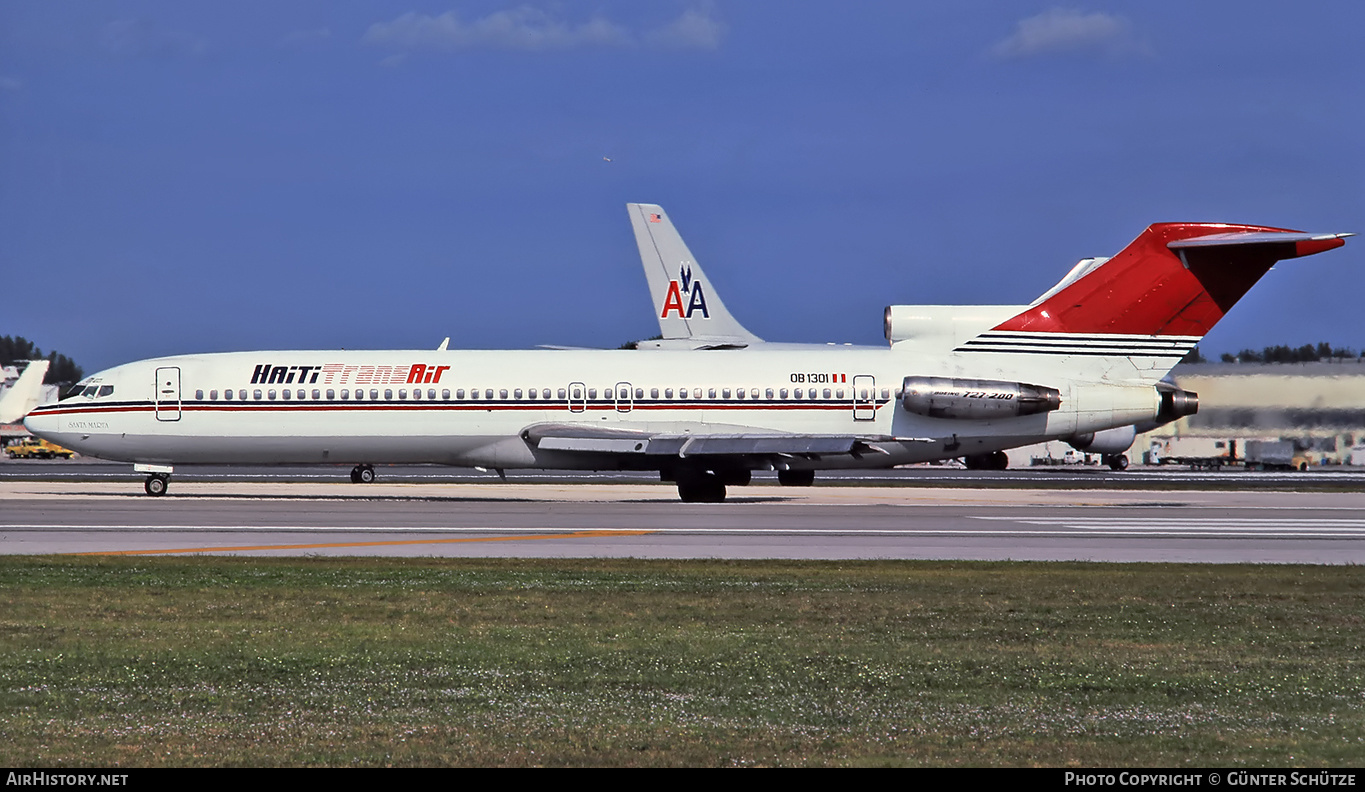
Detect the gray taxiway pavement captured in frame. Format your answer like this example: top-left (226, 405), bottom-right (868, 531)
top-left (3, 463), bottom-right (1365, 562)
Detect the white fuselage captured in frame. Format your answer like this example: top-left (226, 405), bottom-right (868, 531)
top-left (25, 344), bottom-right (1164, 471)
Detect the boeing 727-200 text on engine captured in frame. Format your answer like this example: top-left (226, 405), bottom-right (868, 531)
top-left (24, 206), bottom-right (1351, 501)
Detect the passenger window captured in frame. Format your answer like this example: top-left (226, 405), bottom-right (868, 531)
top-left (195, 389), bottom-right (204, 400)
top-left (651, 388), bottom-right (659, 399)
top-left (780, 388), bottom-right (788, 399)
top-left (341, 389), bottom-right (350, 400)
top-left (239, 389), bottom-right (248, 401)
top-left (635, 388), bottom-right (644, 399)
top-left (733, 388), bottom-right (743, 399)
top-left (281, 390), bottom-right (290, 400)
top-left (385, 389), bottom-right (393, 400)
top-left (837, 388), bottom-right (844, 399)
top-left (398, 389), bottom-right (407, 399)
top-left (793, 389), bottom-right (803, 400)
top-left (209, 390), bottom-right (217, 400)
top-left (603, 388), bottom-right (613, 399)
top-left (470, 389), bottom-right (479, 399)
top-left (255, 390), bottom-right (264, 400)
top-left (269, 390), bottom-right (278, 400)
top-left (665, 388), bottom-right (673, 399)
top-left (500, 389), bottom-right (509, 399)
top-left (429, 389), bottom-right (437, 400)
top-left (752, 388), bottom-right (760, 399)
top-left (708, 388), bottom-right (716, 399)
top-left (326, 389), bottom-right (334, 400)
top-left (514, 389), bottom-right (523, 399)
top-left (542, 389), bottom-right (551, 400)
top-left (764, 388), bottom-right (772, 399)
top-left (312, 389), bottom-right (321, 400)
top-left (370, 389), bottom-right (379, 400)
top-left (588, 389), bottom-right (597, 399)
top-left (441, 389), bottom-right (449, 400)
top-left (860, 389), bottom-right (868, 399)
top-left (881, 388), bottom-right (890, 400)
top-left (694, 388), bottom-right (702, 399)
top-left (485, 389), bottom-right (493, 400)
top-left (560, 388), bottom-right (569, 399)
top-left (824, 388), bottom-right (832, 399)
top-left (455, 389), bottom-right (464, 399)
top-left (526, 389), bottom-right (536, 400)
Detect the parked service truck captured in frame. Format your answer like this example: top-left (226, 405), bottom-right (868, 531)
top-left (5, 437), bottom-right (75, 459)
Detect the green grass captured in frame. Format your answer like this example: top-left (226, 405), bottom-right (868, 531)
top-left (1, 557), bottom-right (1362, 766)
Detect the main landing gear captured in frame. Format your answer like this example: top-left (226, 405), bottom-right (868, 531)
top-left (676, 472), bottom-right (727, 503)
top-left (144, 473), bottom-right (170, 496)
top-left (1103, 454), bottom-right (1130, 471)
top-left (350, 464), bottom-right (376, 484)
top-left (963, 450), bottom-right (1010, 471)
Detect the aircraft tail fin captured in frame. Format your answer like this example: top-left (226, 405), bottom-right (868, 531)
top-left (0, 360), bottom-right (51, 423)
top-left (958, 224), bottom-right (1351, 376)
top-left (627, 203), bottom-right (763, 345)
top-left (995, 224), bottom-right (1350, 337)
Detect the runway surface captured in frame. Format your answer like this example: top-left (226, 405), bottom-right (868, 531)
top-left (4, 462), bottom-right (1365, 562)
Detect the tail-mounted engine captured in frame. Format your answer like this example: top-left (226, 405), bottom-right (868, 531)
top-left (900, 376), bottom-right (1062, 420)
top-left (1157, 384), bottom-right (1199, 423)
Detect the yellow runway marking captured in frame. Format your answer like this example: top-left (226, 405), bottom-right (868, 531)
top-left (69, 529), bottom-right (656, 556)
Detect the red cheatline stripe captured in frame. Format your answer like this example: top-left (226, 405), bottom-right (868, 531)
top-left (69, 529), bottom-right (656, 556)
top-left (35, 401), bottom-right (886, 416)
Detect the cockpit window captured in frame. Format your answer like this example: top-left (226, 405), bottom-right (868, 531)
top-left (81, 386), bottom-right (99, 398)
top-left (98, 385), bottom-right (114, 397)
top-left (63, 381), bottom-right (93, 401)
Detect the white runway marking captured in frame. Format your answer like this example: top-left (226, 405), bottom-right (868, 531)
top-left (973, 516), bottom-right (1365, 538)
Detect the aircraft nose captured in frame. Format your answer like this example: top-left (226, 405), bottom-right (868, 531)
top-left (23, 409), bottom-right (57, 438)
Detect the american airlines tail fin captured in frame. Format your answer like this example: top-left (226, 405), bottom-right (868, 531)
top-left (956, 224), bottom-right (1351, 373)
top-left (0, 360), bottom-right (51, 423)
top-left (627, 203), bottom-right (763, 348)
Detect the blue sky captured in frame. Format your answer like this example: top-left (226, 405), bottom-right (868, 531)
top-left (3, 2), bottom-right (1362, 372)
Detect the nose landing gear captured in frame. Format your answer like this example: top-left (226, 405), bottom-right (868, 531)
top-left (144, 473), bottom-right (170, 496)
top-left (350, 464), bottom-right (376, 484)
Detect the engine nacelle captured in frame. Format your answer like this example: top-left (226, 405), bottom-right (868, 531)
top-left (900, 376), bottom-right (1062, 420)
top-left (1067, 425), bottom-right (1137, 455)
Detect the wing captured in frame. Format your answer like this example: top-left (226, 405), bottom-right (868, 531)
top-left (521, 422), bottom-right (931, 461)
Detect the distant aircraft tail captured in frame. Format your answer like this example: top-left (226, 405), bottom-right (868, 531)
top-left (958, 223), bottom-right (1351, 375)
top-left (0, 360), bottom-right (51, 423)
top-left (627, 203), bottom-right (762, 348)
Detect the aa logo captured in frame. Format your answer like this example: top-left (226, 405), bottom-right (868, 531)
top-left (660, 263), bottom-right (710, 319)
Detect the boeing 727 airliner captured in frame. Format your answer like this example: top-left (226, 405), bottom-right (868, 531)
top-left (24, 209), bottom-right (1351, 501)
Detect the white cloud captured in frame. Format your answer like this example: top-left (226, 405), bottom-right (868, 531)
top-left (101, 18), bottom-right (208, 58)
top-left (991, 8), bottom-right (1141, 59)
top-left (363, 5), bottom-right (724, 53)
top-left (646, 6), bottom-right (725, 50)
top-left (363, 7), bottom-right (630, 52)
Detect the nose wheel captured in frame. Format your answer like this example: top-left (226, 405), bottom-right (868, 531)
top-left (144, 473), bottom-right (170, 496)
top-left (350, 464), bottom-right (376, 484)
